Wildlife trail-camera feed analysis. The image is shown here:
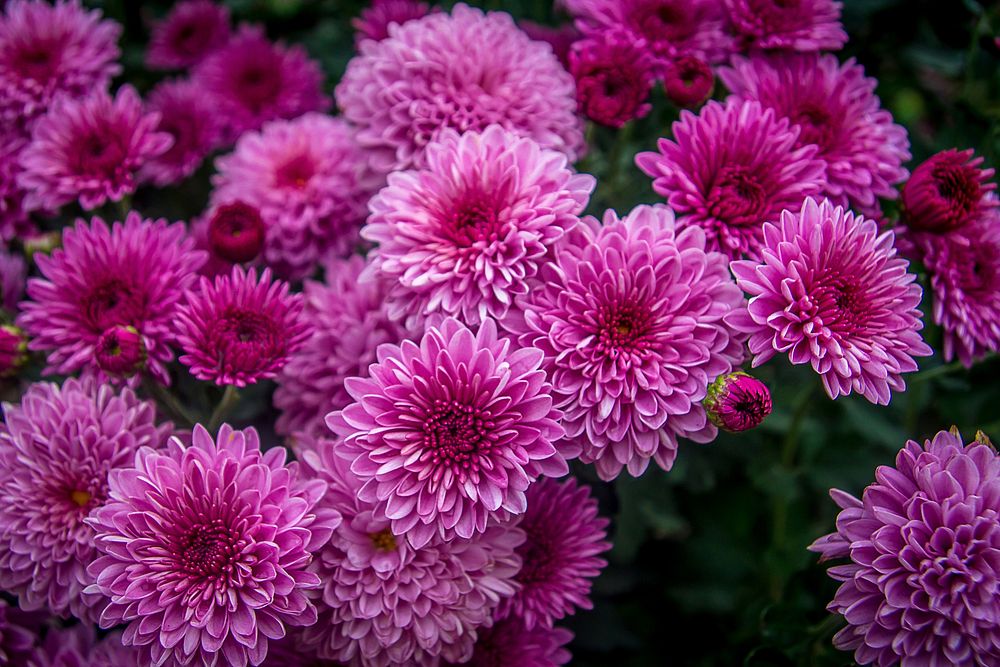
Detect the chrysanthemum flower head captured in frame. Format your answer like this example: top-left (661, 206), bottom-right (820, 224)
top-left (26, 626), bottom-right (139, 667)
top-left (810, 428), bottom-right (1000, 666)
top-left (449, 617), bottom-right (573, 667)
top-left (0, 378), bottom-right (169, 623)
top-left (569, 30), bottom-right (655, 128)
top-left (901, 148), bottom-right (998, 233)
top-left (726, 197), bottom-right (932, 404)
top-left (336, 3), bottom-right (585, 176)
top-left (724, 0), bottom-right (847, 52)
top-left (328, 316), bottom-right (567, 548)
top-left (662, 55), bottom-right (714, 108)
top-left (176, 266), bottom-right (310, 387)
top-left (146, 0), bottom-right (230, 70)
top-left (636, 99), bottom-right (827, 260)
top-left (363, 125), bottom-right (594, 330)
top-left (212, 113), bottom-right (380, 279)
top-left (18, 85), bottom-right (172, 212)
top-left (352, 0), bottom-right (434, 46)
top-left (720, 54), bottom-right (911, 216)
top-left (86, 424), bottom-right (336, 667)
top-left (511, 204), bottom-right (746, 481)
top-left (17, 213), bottom-right (205, 384)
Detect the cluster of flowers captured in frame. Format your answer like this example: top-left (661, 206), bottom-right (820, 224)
top-left (0, 0), bottom-right (995, 666)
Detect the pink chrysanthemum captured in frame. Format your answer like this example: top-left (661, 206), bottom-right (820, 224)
top-left (724, 0), bottom-right (847, 52)
top-left (146, 0), bottom-right (230, 70)
top-left (17, 86), bottom-right (172, 212)
top-left (328, 317), bottom-right (567, 548)
top-left (0, 378), bottom-right (169, 623)
top-left (274, 256), bottom-right (407, 440)
top-left (900, 148), bottom-right (998, 233)
top-left (449, 617), bottom-right (573, 667)
top-left (0, 136), bottom-right (32, 242)
top-left (498, 477), bottom-right (610, 629)
top-left (336, 3), bottom-right (585, 176)
top-left (86, 424), bottom-right (336, 667)
top-left (511, 205), bottom-right (746, 481)
top-left (192, 25), bottom-right (329, 142)
top-left (363, 125), bottom-right (594, 329)
top-left (300, 438), bottom-right (524, 667)
top-left (0, 0), bottom-right (120, 136)
top-left (0, 243), bottom-right (25, 313)
top-left (720, 55), bottom-right (911, 216)
top-left (352, 0), bottom-right (434, 46)
top-left (809, 428), bottom-right (1000, 666)
top-left (26, 627), bottom-right (139, 667)
top-left (0, 599), bottom-right (41, 664)
top-left (175, 266), bottom-right (310, 387)
top-left (726, 197), bottom-right (932, 404)
top-left (636, 99), bottom-right (827, 260)
top-left (562, 0), bottom-right (734, 70)
top-left (569, 30), bottom-right (655, 128)
top-left (139, 78), bottom-right (224, 187)
top-left (211, 113), bottom-right (380, 279)
top-left (17, 213), bottom-right (206, 384)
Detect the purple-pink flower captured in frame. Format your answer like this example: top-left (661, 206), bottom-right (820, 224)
top-left (726, 197), bottom-right (932, 404)
top-left (900, 148), bottom-right (997, 233)
top-left (352, 0), bottom-right (434, 46)
top-left (0, 378), bottom-right (169, 623)
top-left (363, 125), bottom-right (594, 329)
top-left (328, 317), bottom-right (567, 549)
top-left (18, 213), bottom-right (204, 384)
top-left (450, 617), bottom-right (573, 667)
top-left (86, 424), bottom-right (335, 667)
top-left (569, 30), bottom-right (655, 128)
top-left (176, 266), bottom-right (310, 387)
top-left (146, 0), bottom-right (231, 70)
top-left (26, 626), bottom-right (139, 667)
top-left (336, 3), bottom-right (585, 176)
top-left (703, 371), bottom-right (772, 432)
top-left (724, 0), bottom-right (847, 52)
top-left (18, 85), bottom-right (172, 212)
top-left (511, 205), bottom-right (746, 481)
top-left (636, 99), bottom-right (826, 260)
top-left (809, 428), bottom-right (1000, 666)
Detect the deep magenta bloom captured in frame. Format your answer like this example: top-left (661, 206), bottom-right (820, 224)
top-left (0, 136), bottom-right (32, 242)
top-left (300, 438), bottom-right (524, 666)
top-left (0, 378), bottom-right (168, 622)
top-left (26, 626), bottom-right (139, 667)
top-left (0, 599), bottom-right (39, 665)
top-left (175, 266), bottom-right (310, 387)
top-left (352, 0), bottom-right (433, 45)
top-left (192, 25), bottom-right (329, 141)
top-left (451, 617), bottom-right (573, 667)
top-left (498, 477), bottom-right (610, 629)
top-left (809, 428), bottom-right (1000, 666)
top-left (211, 113), bottom-right (380, 279)
top-left (328, 317), bottom-right (567, 548)
top-left (18, 86), bottom-right (172, 212)
top-left (146, 0), bottom-right (230, 70)
top-left (18, 213), bottom-right (205, 384)
top-left (725, 0), bottom-right (847, 52)
top-left (720, 55), bottom-right (911, 216)
top-left (336, 3), bottom-right (585, 176)
top-left (139, 78), bottom-right (224, 187)
top-left (901, 149), bottom-right (997, 233)
top-left (274, 256), bottom-right (408, 440)
top-left (207, 201), bottom-right (266, 264)
top-left (512, 205), bottom-right (746, 481)
top-left (662, 55), bottom-right (714, 108)
top-left (636, 99), bottom-right (827, 260)
top-left (703, 371), bottom-right (772, 432)
top-left (569, 30), bottom-right (655, 128)
top-left (0, 0), bottom-right (120, 136)
top-left (86, 424), bottom-right (335, 667)
top-left (94, 325), bottom-right (145, 378)
top-left (364, 125), bottom-right (594, 329)
top-left (726, 197), bottom-right (932, 404)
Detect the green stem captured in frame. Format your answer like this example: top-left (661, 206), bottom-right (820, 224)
top-left (912, 360), bottom-right (967, 384)
top-left (115, 195), bottom-right (132, 221)
top-left (208, 385), bottom-right (241, 432)
top-left (142, 377), bottom-right (197, 428)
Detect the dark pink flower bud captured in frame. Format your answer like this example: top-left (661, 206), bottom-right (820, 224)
top-left (569, 31), bottom-right (654, 128)
top-left (208, 201), bottom-right (266, 264)
top-left (901, 149), bottom-right (997, 233)
top-left (0, 325), bottom-right (28, 378)
top-left (663, 56), bottom-right (714, 109)
top-left (704, 371), bottom-right (772, 432)
top-left (95, 325), bottom-right (146, 377)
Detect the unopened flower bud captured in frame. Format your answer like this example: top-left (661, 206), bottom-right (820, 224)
top-left (95, 325), bottom-right (146, 377)
top-left (208, 202), bottom-right (266, 264)
top-left (0, 325), bottom-right (29, 377)
top-left (704, 371), bottom-right (772, 432)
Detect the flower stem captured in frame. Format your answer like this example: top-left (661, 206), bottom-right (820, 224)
top-left (912, 360), bottom-right (968, 384)
top-left (208, 385), bottom-right (241, 432)
top-left (115, 195), bottom-right (132, 221)
top-left (142, 377), bottom-right (197, 428)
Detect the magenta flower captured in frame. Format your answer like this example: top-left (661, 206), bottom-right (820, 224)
top-left (352, 0), bottom-right (434, 46)
top-left (192, 25), bottom-right (329, 141)
top-left (336, 3), bottom-right (585, 176)
top-left (725, 0), bottom-right (847, 52)
top-left (451, 617), bottom-right (573, 667)
top-left (0, 599), bottom-right (39, 665)
top-left (0, 0), bottom-right (120, 136)
top-left (146, 0), bottom-right (230, 70)
top-left (636, 99), bottom-right (827, 260)
top-left (274, 256), bottom-right (408, 440)
top-left (0, 136), bottom-right (31, 242)
top-left (662, 55), bottom-right (714, 108)
top-left (498, 477), bottom-right (610, 629)
top-left (901, 149), bottom-right (997, 233)
top-left (86, 424), bottom-right (335, 667)
top-left (809, 428), bottom-right (1000, 666)
top-left (328, 317), bottom-right (567, 548)
top-left (364, 125), bottom-right (593, 329)
top-left (211, 113), bottom-right (380, 279)
top-left (726, 197), bottom-right (932, 404)
top-left (511, 205), bottom-right (746, 481)
top-left (206, 200), bottom-right (266, 265)
top-left (0, 378), bottom-right (169, 623)
top-left (703, 371), bottom-right (772, 432)
top-left (300, 437), bottom-right (524, 666)
top-left (0, 243), bottom-right (26, 313)
top-left (94, 325), bottom-right (145, 378)
top-left (139, 78), bottom-right (224, 187)
top-left (18, 213), bottom-right (205, 384)
top-left (176, 266), bottom-right (310, 387)
top-left (720, 55), bottom-right (910, 216)
top-left (18, 86), bottom-right (172, 212)
top-left (569, 30), bottom-right (655, 128)
top-left (26, 626), bottom-right (139, 667)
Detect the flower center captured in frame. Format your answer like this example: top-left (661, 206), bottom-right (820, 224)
top-left (595, 301), bottom-right (653, 358)
top-left (445, 193), bottom-right (504, 247)
top-left (421, 399), bottom-right (496, 478)
top-left (235, 61), bottom-right (282, 110)
top-left (933, 162), bottom-right (981, 220)
top-left (369, 529), bottom-right (397, 552)
top-left (208, 202), bottom-right (266, 263)
top-left (631, 0), bottom-right (694, 41)
top-left (72, 131), bottom-right (128, 176)
top-left (953, 244), bottom-right (998, 296)
top-left (80, 278), bottom-right (146, 332)
top-left (69, 489), bottom-right (92, 508)
top-left (707, 165), bottom-right (767, 226)
top-left (173, 22), bottom-right (210, 56)
top-left (800, 271), bottom-right (871, 337)
top-left (216, 307), bottom-right (282, 353)
top-left (274, 153), bottom-right (315, 189)
top-left (516, 522), bottom-right (556, 586)
top-left (792, 103), bottom-right (836, 151)
top-left (177, 519), bottom-right (242, 576)
top-left (13, 43), bottom-right (59, 80)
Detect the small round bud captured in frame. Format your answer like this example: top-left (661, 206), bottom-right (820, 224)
top-left (704, 371), bottom-right (772, 433)
top-left (208, 202), bottom-right (266, 264)
top-left (901, 149), bottom-right (996, 233)
top-left (95, 325), bottom-right (146, 377)
top-left (663, 56), bottom-right (714, 109)
top-left (23, 231), bottom-right (62, 262)
top-left (0, 325), bottom-right (29, 377)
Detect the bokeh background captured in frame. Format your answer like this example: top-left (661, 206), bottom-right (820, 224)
top-left (83, 1), bottom-right (1000, 664)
